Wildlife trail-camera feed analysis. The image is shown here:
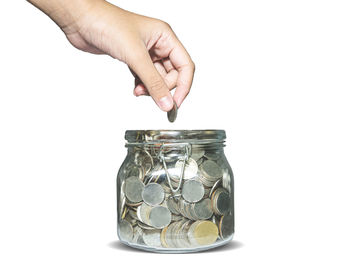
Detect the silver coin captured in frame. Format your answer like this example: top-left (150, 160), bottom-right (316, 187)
top-left (191, 148), bottom-right (205, 161)
top-left (137, 203), bottom-right (152, 224)
top-left (137, 220), bottom-right (155, 230)
top-left (165, 222), bottom-right (176, 248)
top-left (171, 214), bottom-right (183, 221)
top-left (142, 183), bottom-right (165, 206)
top-left (132, 226), bottom-right (144, 244)
top-left (143, 229), bottom-right (162, 247)
top-left (174, 158), bottom-right (198, 180)
top-left (123, 213), bottom-right (137, 226)
top-left (215, 189), bottom-right (230, 215)
top-left (149, 206), bottom-right (172, 229)
top-left (204, 151), bottom-right (220, 160)
top-left (182, 179), bottom-right (204, 203)
top-left (209, 178), bottom-right (222, 198)
top-left (193, 198), bottom-right (213, 220)
top-left (124, 176), bottom-right (144, 203)
top-left (219, 214), bottom-right (234, 239)
top-left (135, 151), bottom-right (154, 175)
top-left (127, 165), bottom-right (144, 180)
top-left (167, 101), bottom-right (178, 123)
top-left (196, 157), bottom-right (205, 166)
top-left (119, 220), bottom-right (133, 242)
top-left (166, 197), bottom-right (180, 215)
top-left (178, 220), bottom-right (192, 248)
top-left (200, 160), bottom-right (223, 181)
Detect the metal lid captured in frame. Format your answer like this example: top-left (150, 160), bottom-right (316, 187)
top-left (125, 130), bottom-right (226, 144)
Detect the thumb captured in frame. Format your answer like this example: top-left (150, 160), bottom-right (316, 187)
top-left (128, 49), bottom-right (173, 112)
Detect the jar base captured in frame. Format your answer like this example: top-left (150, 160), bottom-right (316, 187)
top-left (119, 234), bottom-right (234, 253)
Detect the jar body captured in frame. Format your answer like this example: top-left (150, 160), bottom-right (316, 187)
top-left (117, 131), bottom-right (234, 253)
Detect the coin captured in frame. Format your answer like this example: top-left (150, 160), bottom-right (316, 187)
top-left (218, 214), bottom-right (234, 239)
top-left (204, 151), bottom-right (220, 161)
top-left (178, 220), bottom-right (192, 248)
top-left (121, 205), bottom-right (127, 219)
top-left (191, 148), bottom-right (205, 161)
top-left (193, 198), bottom-right (213, 220)
top-left (124, 213), bottom-right (137, 226)
top-left (211, 188), bottom-right (230, 215)
top-left (160, 226), bottom-right (169, 248)
top-left (132, 226), bottom-right (145, 244)
top-left (165, 222), bottom-right (176, 248)
top-left (167, 101), bottom-right (178, 123)
top-left (200, 160), bottom-right (223, 181)
top-left (143, 229), bottom-right (162, 247)
top-left (124, 176), bottom-right (144, 203)
top-left (142, 183), bottom-right (165, 206)
top-left (119, 220), bottom-right (134, 242)
top-left (137, 220), bottom-right (155, 230)
top-left (188, 220), bottom-right (218, 246)
top-left (182, 179), bottom-right (204, 203)
top-left (149, 206), bottom-right (172, 229)
top-left (171, 214), bottom-right (183, 221)
top-left (174, 158), bottom-right (198, 180)
top-left (127, 165), bottom-right (144, 180)
top-left (137, 203), bottom-right (152, 225)
top-left (135, 151), bottom-right (154, 175)
top-left (166, 197), bottom-right (180, 215)
top-left (209, 178), bottom-right (222, 198)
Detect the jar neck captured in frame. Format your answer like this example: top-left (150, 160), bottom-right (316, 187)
top-left (126, 141), bottom-right (225, 160)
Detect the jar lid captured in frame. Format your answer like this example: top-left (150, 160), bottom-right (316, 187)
top-left (125, 130), bottom-right (226, 144)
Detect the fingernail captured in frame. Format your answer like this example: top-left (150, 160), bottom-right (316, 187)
top-left (158, 95), bottom-right (174, 112)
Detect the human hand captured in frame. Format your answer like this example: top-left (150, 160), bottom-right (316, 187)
top-left (29, 0), bottom-right (195, 111)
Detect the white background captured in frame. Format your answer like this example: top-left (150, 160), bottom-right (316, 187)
top-left (1, 0), bottom-right (350, 262)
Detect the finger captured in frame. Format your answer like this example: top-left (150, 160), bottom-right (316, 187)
top-left (162, 58), bottom-right (175, 72)
top-left (168, 37), bottom-right (195, 107)
top-left (134, 84), bottom-right (150, 96)
top-left (128, 48), bottom-right (174, 112)
top-left (154, 61), bottom-right (178, 89)
top-left (164, 70), bottom-right (178, 90)
top-left (134, 68), bottom-right (177, 96)
top-left (153, 61), bottom-right (168, 78)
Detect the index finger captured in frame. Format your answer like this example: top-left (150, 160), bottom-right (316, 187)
top-left (168, 36), bottom-right (195, 107)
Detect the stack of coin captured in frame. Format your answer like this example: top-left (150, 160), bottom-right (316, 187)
top-left (168, 198), bottom-right (213, 221)
top-left (211, 188), bottom-right (230, 216)
top-left (218, 214), bottom-right (234, 239)
top-left (118, 147), bottom-right (233, 248)
top-left (187, 220), bottom-right (219, 247)
top-left (160, 219), bottom-right (218, 248)
top-left (198, 160), bottom-right (223, 187)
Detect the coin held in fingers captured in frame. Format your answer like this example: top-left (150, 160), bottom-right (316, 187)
top-left (167, 101), bottom-right (178, 122)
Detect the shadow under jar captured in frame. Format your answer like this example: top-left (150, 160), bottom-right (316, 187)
top-left (117, 130), bottom-right (234, 253)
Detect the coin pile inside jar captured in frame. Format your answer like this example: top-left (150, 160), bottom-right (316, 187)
top-left (118, 147), bottom-right (233, 248)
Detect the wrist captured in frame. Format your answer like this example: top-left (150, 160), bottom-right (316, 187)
top-left (28, 0), bottom-right (104, 34)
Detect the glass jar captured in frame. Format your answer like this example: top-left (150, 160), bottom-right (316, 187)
top-left (117, 130), bottom-right (234, 253)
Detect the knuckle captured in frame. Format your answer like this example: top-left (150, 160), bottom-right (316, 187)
top-left (156, 19), bottom-right (172, 31)
top-left (191, 61), bottom-right (196, 72)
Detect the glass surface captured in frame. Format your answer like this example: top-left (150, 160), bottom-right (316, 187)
top-left (117, 130), bottom-right (234, 253)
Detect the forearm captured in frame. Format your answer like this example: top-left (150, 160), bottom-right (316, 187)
top-left (27, 0), bottom-right (100, 33)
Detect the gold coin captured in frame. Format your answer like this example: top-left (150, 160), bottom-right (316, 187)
top-left (190, 220), bottom-right (218, 246)
top-left (160, 226), bottom-right (169, 248)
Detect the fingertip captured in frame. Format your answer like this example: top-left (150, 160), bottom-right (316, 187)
top-left (157, 95), bottom-right (174, 112)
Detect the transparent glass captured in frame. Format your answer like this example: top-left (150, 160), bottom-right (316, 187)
top-left (117, 130), bottom-right (234, 253)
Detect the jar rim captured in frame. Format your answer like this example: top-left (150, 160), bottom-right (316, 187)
top-left (125, 130), bottom-right (226, 144)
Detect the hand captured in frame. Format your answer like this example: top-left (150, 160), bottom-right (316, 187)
top-left (29, 0), bottom-right (195, 111)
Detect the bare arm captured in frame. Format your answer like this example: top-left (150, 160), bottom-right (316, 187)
top-left (27, 0), bottom-right (195, 111)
